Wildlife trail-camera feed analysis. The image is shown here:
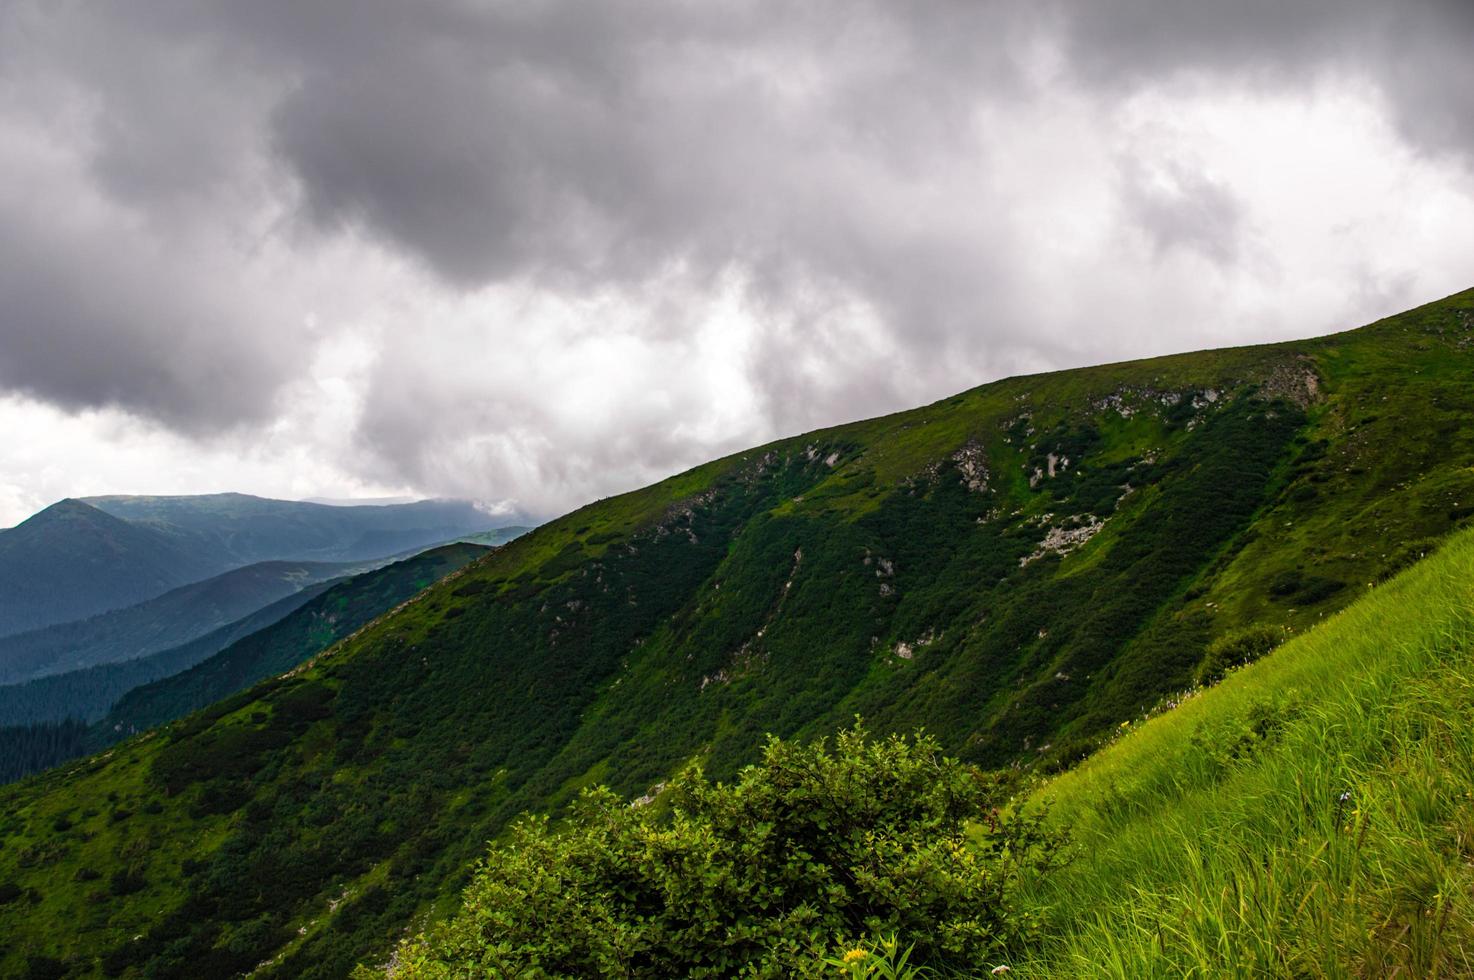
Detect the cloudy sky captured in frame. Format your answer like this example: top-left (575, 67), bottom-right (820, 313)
top-left (2, 0), bottom-right (1472, 527)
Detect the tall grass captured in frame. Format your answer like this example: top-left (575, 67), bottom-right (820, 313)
top-left (1009, 528), bottom-right (1474, 977)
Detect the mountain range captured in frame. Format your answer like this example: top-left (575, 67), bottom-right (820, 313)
top-left (0, 495), bottom-right (508, 637)
top-left (0, 559), bottom-right (363, 689)
top-left (0, 288), bottom-right (1471, 977)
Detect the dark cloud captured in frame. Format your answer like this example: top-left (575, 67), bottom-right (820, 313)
top-left (0, 204), bottom-right (299, 431)
top-left (1055, 0), bottom-right (1474, 160)
top-left (0, 0), bottom-right (1471, 514)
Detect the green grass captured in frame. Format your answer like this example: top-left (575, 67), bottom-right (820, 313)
top-left (1011, 525), bottom-right (1474, 977)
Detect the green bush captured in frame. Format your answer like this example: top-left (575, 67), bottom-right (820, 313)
top-left (1196, 624), bottom-right (1287, 686)
top-left (375, 726), bottom-right (1063, 979)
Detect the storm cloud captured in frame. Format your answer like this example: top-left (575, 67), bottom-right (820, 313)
top-left (1, 0), bottom-right (1471, 521)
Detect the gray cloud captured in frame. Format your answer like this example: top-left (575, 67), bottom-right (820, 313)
top-left (1057, 0), bottom-right (1474, 160)
top-left (0, 0), bottom-right (1472, 515)
top-left (1118, 159), bottom-right (1247, 266)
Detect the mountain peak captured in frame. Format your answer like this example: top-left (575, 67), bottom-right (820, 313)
top-left (12, 497), bottom-right (119, 532)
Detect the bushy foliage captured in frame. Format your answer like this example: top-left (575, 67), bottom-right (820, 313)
top-left (378, 727), bottom-right (1062, 979)
top-left (1195, 624), bottom-right (1286, 685)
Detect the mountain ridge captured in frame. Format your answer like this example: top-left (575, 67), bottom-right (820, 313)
top-left (0, 499), bottom-right (221, 637)
top-left (0, 559), bottom-right (366, 689)
top-left (0, 287), bottom-right (1470, 978)
top-left (0, 493), bottom-right (516, 642)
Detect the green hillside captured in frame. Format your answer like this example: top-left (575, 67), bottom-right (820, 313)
top-left (94, 543), bottom-right (490, 748)
top-left (0, 545), bottom-right (489, 786)
top-left (396, 492), bottom-right (1474, 979)
top-left (1008, 521), bottom-right (1474, 977)
top-left (0, 288), bottom-right (1471, 978)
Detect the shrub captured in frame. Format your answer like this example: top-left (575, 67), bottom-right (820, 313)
top-left (376, 726), bottom-right (1063, 979)
top-left (1196, 624), bottom-right (1286, 685)
top-left (23, 955), bottom-right (67, 980)
top-left (108, 868), bottom-right (147, 897)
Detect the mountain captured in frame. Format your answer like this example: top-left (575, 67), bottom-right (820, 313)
top-left (92, 542), bottom-right (490, 750)
top-left (403, 516), bottom-right (1474, 976)
top-left (456, 526), bottom-right (535, 548)
top-left (1, 288), bottom-right (1471, 979)
top-left (0, 537), bottom-right (523, 730)
top-left (0, 499), bottom-right (222, 637)
top-left (0, 559), bottom-right (366, 688)
top-left (0, 544), bottom-right (490, 785)
top-left (81, 493), bottom-right (512, 566)
top-left (0, 494), bottom-right (512, 640)
top-left (0, 584), bottom-right (337, 728)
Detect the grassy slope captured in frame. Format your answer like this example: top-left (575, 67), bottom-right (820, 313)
top-left (1012, 524), bottom-right (1474, 978)
top-left (0, 289), bottom-right (1471, 978)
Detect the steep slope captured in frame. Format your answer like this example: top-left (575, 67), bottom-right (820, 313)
top-left (82, 493), bottom-right (511, 566)
top-left (0, 586), bottom-right (337, 728)
top-left (0, 500), bottom-right (223, 637)
top-left (1010, 524), bottom-right (1474, 976)
top-left (93, 543), bottom-right (490, 749)
top-left (0, 559), bottom-right (367, 688)
top-left (0, 545), bottom-right (490, 787)
top-left (0, 288), bottom-right (1471, 979)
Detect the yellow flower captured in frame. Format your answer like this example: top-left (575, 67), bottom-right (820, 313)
top-left (843, 948), bottom-right (869, 964)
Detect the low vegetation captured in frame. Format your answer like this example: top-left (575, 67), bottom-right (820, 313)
top-left (1012, 523), bottom-right (1474, 976)
top-left (379, 726), bottom-right (1061, 978)
top-left (389, 523), bottom-right (1474, 978)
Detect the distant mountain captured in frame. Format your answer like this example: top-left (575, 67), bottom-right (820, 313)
top-left (0, 559), bottom-right (366, 687)
top-left (0, 543), bottom-right (490, 784)
top-left (94, 542), bottom-right (489, 749)
top-left (0, 493), bottom-right (514, 638)
top-left (82, 492), bottom-right (508, 566)
top-left (0, 499), bottom-right (221, 637)
top-left (456, 525), bottom-right (535, 547)
top-left (0, 584), bottom-right (337, 727)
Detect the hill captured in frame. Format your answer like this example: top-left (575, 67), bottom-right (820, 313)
top-left (0, 495), bottom-right (510, 640)
top-left (0, 559), bottom-right (366, 689)
top-left (93, 542), bottom-right (490, 750)
top-left (0, 288), bottom-right (1470, 978)
top-left (1006, 522), bottom-right (1474, 976)
top-left (0, 586), bottom-right (336, 729)
top-left (0, 544), bottom-right (490, 787)
top-left (0, 500), bottom-right (222, 637)
top-left (391, 511), bottom-right (1474, 977)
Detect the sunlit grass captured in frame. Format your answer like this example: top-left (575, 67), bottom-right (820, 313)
top-left (1008, 526), bottom-right (1474, 977)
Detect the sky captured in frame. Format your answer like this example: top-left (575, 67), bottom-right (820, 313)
top-left (2, 0), bottom-right (1472, 527)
